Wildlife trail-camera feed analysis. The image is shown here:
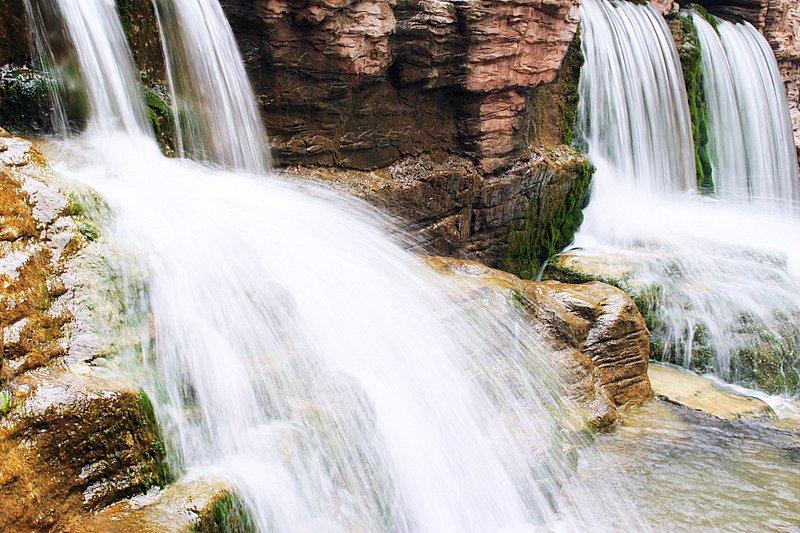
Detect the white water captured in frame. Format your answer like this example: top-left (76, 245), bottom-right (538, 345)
top-left (577, 0), bottom-right (695, 195)
top-left (30, 0), bottom-right (644, 530)
top-left (152, 0), bottom-right (271, 172)
top-left (693, 13), bottom-right (800, 204)
top-left (574, 0), bottom-right (800, 390)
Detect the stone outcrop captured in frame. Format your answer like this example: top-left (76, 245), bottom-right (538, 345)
top-left (428, 256), bottom-right (653, 430)
top-left (63, 477), bottom-right (252, 533)
top-left (649, 363), bottom-right (775, 420)
top-left (0, 133), bottom-right (257, 531)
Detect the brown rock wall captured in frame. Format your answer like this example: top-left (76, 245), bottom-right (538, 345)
top-left (221, 0), bottom-right (580, 172)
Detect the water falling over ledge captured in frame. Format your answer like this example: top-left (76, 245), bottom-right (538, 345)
top-left (573, 0), bottom-right (800, 393)
top-left (692, 12), bottom-right (800, 205)
top-left (24, 0), bottom-right (647, 530)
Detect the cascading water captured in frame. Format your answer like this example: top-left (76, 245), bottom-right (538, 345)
top-left (152, 0), bottom-right (271, 172)
top-left (27, 0), bottom-right (646, 530)
top-left (577, 0), bottom-right (696, 195)
top-left (692, 13), bottom-right (800, 204)
top-left (574, 0), bottom-right (800, 392)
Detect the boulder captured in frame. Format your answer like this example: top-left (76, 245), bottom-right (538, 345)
top-left (427, 256), bottom-right (653, 430)
top-left (63, 476), bottom-right (250, 533)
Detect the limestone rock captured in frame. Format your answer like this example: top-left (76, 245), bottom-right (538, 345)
top-left (648, 363), bottom-right (775, 420)
top-left (428, 256), bottom-right (653, 430)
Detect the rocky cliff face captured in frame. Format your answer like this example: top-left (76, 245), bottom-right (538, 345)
top-left (218, 0), bottom-right (589, 274)
top-left (220, 0), bottom-right (580, 171)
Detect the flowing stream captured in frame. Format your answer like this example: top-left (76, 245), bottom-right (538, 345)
top-left (26, 0), bottom-right (643, 530)
top-left (574, 0), bottom-right (800, 393)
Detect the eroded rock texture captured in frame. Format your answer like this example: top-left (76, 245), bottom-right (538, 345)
top-left (221, 0), bottom-right (580, 172)
top-left (429, 256), bottom-right (653, 430)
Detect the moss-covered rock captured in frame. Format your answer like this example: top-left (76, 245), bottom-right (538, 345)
top-left (671, 11), bottom-right (714, 192)
top-left (546, 253), bottom-right (800, 396)
top-left (502, 149), bottom-right (592, 280)
top-left (530, 28), bottom-right (584, 148)
top-left (0, 67), bottom-right (58, 135)
top-left (63, 476), bottom-right (254, 533)
top-left (0, 134), bottom-right (170, 530)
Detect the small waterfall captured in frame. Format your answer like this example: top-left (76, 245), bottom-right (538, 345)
top-left (28, 0), bottom-right (644, 530)
top-left (574, 0), bottom-right (800, 393)
top-left (693, 13), bottom-right (800, 204)
top-left (24, 0), bottom-right (150, 138)
top-left (152, 0), bottom-right (271, 172)
top-left (578, 0), bottom-right (695, 195)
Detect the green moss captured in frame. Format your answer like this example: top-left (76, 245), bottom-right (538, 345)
top-left (193, 494), bottom-right (256, 533)
top-left (0, 390), bottom-right (12, 417)
top-left (117, 0), bottom-right (134, 37)
top-left (503, 158), bottom-right (593, 279)
top-left (137, 389), bottom-right (173, 486)
top-left (562, 29), bottom-right (584, 146)
top-left (730, 320), bottom-right (800, 394)
top-left (0, 67), bottom-right (54, 134)
top-left (530, 29), bottom-right (584, 148)
top-left (690, 4), bottom-right (720, 35)
top-left (676, 13), bottom-right (714, 193)
top-left (140, 85), bottom-right (174, 154)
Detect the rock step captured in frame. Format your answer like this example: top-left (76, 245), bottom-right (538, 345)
top-left (648, 363), bottom-right (776, 421)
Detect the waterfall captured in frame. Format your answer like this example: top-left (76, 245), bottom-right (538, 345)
top-left (574, 0), bottom-right (800, 392)
top-left (24, 0), bottom-right (151, 138)
top-left (693, 13), bottom-right (800, 205)
top-left (577, 0), bottom-right (696, 195)
top-left (27, 0), bottom-right (643, 530)
top-left (152, 0), bottom-right (271, 172)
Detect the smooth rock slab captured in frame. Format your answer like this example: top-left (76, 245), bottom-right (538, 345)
top-left (648, 363), bottom-right (776, 420)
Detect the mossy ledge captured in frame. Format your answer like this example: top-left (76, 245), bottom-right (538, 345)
top-left (503, 151), bottom-right (593, 280)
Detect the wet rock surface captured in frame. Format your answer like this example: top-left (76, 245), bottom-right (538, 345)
top-left (0, 134), bottom-right (170, 531)
top-left (428, 256), bottom-right (653, 430)
top-left (290, 146), bottom-right (591, 270)
top-left (63, 476), bottom-right (251, 533)
top-left (648, 363), bottom-right (775, 420)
